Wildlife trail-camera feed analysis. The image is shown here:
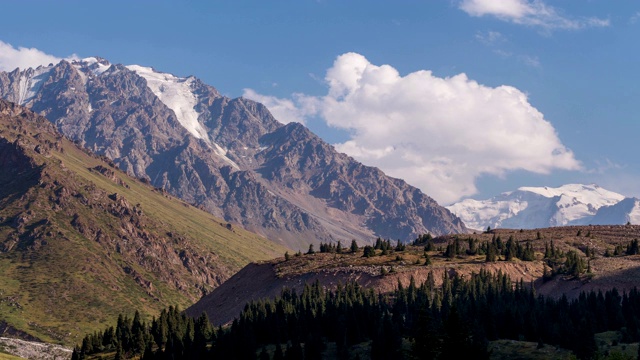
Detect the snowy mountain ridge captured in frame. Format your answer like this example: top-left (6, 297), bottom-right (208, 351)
top-left (447, 184), bottom-right (634, 231)
top-left (0, 57), bottom-right (466, 248)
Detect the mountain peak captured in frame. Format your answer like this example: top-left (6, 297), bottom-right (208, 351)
top-left (0, 57), bottom-right (467, 247)
top-left (448, 183), bottom-right (628, 230)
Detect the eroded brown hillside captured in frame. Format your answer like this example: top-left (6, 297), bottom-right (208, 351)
top-left (188, 225), bottom-right (640, 326)
top-left (0, 99), bottom-right (286, 344)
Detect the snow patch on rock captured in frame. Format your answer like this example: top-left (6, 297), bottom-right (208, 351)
top-left (127, 65), bottom-right (209, 141)
top-left (15, 65), bottom-right (53, 105)
top-left (127, 64), bottom-right (239, 170)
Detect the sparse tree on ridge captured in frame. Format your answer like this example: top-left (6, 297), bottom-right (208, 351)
top-left (350, 239), bottom-right (358, 253)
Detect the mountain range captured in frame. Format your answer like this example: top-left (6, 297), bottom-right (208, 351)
top-left (447, 183), bottom-right (640, 231)
top-left (0, 58), bottom-right (466, 249)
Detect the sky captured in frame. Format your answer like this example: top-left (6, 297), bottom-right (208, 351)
top-left (0, 0), bottom-right (638, 205)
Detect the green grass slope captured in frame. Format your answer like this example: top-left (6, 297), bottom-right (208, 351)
top-left (0, 100), bottom-right (288, 345)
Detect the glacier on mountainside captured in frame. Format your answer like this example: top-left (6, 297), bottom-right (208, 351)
top-left (15, 65), bottom-right (53, 106)
top-left (125, 65), bottom-right (239, 169)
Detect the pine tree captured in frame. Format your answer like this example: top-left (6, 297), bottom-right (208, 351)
top-left (114, 342), bottom-right (123, 360)
top-left (485, 243), bottom-right (497, 262)
top-left (363, 246), bottom-right (375, 258)
top-left (350, 239), bottom-right (358, 253)
top-left (71, 347), bottom-right (81, 360)
top-left (627, 239), bottom-right (639, 255)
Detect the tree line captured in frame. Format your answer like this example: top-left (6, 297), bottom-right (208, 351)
top-left (74, 269), bottom-right (640, 359)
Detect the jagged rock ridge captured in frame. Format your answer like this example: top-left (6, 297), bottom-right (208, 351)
top-left (0, 58), bottom-right (466, 249)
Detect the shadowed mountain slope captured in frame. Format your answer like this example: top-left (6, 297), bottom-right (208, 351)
top-left (0, 99), bottom-right (286, 344)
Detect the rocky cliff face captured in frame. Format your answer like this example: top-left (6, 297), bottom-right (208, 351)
top-left (0, 58), bottom-right (467, 248)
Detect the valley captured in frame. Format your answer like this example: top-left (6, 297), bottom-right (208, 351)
top-left (0, 53), bottom-right (639, 360)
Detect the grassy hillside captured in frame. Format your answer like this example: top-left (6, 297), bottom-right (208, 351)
top-left (0, 100), bottom-right (288, 345)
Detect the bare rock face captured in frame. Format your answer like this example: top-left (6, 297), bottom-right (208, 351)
top-left (0, 59), bottom-right (467, 249)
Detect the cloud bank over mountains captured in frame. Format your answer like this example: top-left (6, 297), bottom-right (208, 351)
top-left (0, 41), bottom-right (77, 72)
top-left (245, 52), bottom-right (581, 204)
top-left (0, 40), bottom-right (581, 205)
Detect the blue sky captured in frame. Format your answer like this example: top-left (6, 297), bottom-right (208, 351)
top-left (0, 0), bottom-right (638, 204)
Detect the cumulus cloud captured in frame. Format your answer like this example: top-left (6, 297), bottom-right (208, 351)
top-left (250, 53), bottom-right (581, 204)
top-left (242, 88), bottom-right (318, 125)
top-left (459, 0), bottom-right (609, 30)
top-left (0, 41), bottom-right (77, 72)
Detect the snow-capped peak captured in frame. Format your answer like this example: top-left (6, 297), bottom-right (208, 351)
top-left (518, 184), bottom-right (624, 207)
top-left (72, 57), bottom-right (112, 76)
top-left (447, 184), bottom-right (627, 231)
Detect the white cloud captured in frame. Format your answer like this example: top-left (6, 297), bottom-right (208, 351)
top-left (0, 41), bottom-right (77, 72)
top-left (242, 88), bottom-right (317, 125)
top-left (459, 0), bottom-right (609, 30)
top-left (249, 53), bottom-right (581, 204)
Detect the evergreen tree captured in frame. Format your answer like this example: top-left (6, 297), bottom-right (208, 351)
top-left (114, 342), bottom-right (123, 360)
top-left (350, 239), bottom-right (358, 253)
top-left (467, 238), bottom-right (478, 255)
top-left (363, 246), bottom-right (375, 258)
top-left (71, 347), bottom-right (80, 360)
top-left (504, 236), bottom-right (517, 261)
top-left (627, 239), bottom-right (640, 255)
top-left (485, 242), bottom-right (497, 262)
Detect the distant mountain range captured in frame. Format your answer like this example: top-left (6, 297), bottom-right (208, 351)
top-left (0, 58), bottom-right (466, 248)
top-left (447, 183), bottom-right (640, 231)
